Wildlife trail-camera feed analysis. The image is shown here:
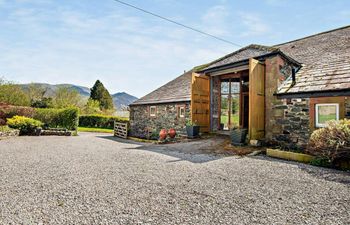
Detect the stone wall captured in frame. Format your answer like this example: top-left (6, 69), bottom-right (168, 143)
top-left (265, 55), bottom-right (350, 150)
top-left (265, 55), bottom-right (310, 150)
top-left (129, 102), bottom-right (191, 138)
top-left (0, 129), bottom-right (19, 138)
top-left (265, 55), bottom-right (289, 145)
top-left (268, 98), bottom-right (310, 150)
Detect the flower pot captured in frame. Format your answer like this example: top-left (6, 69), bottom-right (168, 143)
top-left (159, 129), bottom-right (167, 141)
top-left (168, 128), bottom-right (176, 138)
top-left (186, 125), bottom-right (200, 138)
top-left (231, 128), bottom-right (247, 145)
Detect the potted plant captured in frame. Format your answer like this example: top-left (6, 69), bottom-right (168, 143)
top-left (186, 120), bottom-right (200, 138)
top-left (231, 126), bottom-right (248, 146)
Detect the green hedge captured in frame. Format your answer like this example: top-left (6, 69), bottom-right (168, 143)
top-left (79, 114), bottom-right (128, 129)
top-left (34, 107), bottom-right (79, 130)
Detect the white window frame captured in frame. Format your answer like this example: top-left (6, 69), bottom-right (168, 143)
top-left (149, 106), bottom-right (157, 117)
top-left (315, 103), bottom-right (339, 128)
top-left (179, 106), bottom-right (185, 118)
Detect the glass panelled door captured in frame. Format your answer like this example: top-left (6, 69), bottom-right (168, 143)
top-left (220, 79), bottom-right (240, 130)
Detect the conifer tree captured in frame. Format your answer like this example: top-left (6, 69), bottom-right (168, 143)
top-left (89, 80), bottom-right (114, 110)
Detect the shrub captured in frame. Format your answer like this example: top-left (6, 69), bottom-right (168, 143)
top-left (309, 157), bottom-right (332, 168)
top-left (34, 107), bottom-right (79, 130)
top-left (31, 97), bottom-right (53, 108)
top-left (0, 118), bottom-right (6, 126)
top-left (0, 103), bottom-right (35, 121)
top-left (79, 114), bottom-right (128, 129)
top-left (0, 83), bottom-right (30, 106)
top-left (307, 119), bottom-right (350, 165)
top-left (7, 116), bottom-right (43, 135)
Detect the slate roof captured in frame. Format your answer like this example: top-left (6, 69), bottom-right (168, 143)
top-left (200, 25), bottom-right (350, 94)
top-left (276, 25), bottom-right (350, 94)
top-left (131, 70), bottom-right (192, 105)
top-left (202, 44), bottom-right (279, 71)
top-left (131, 25), bottom-right (350, 106)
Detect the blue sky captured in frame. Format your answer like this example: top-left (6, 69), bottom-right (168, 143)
top-left (0, 0), bottom-right (349, 97)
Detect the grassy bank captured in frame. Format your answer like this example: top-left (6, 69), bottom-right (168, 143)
top-left (78, 127), bottom-right (114, 134)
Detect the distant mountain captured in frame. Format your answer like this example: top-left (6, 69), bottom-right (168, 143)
top-left (112, 92), bottom-right (138, 110)
top-left (20, 83), bottom-right (138, 110)
top-left (20, 83), bottom-right (91, 97)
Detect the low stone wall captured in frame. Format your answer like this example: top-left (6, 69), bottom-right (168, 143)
top-left (0, 129), bottom-right (20, 138)
top-left (129, 102), bottom-right (190, 138)
top-left (40, 130), bottom-right (72, 136)
top-left (267, 98), bottom-right (310, 150)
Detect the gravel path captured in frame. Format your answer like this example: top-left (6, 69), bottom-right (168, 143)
top-left (0, 133), bottom-right (349, 225)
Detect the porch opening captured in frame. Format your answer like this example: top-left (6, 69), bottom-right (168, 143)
top-left (218, 71), bottom-right (249, 131)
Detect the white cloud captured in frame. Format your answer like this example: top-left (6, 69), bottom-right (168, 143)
top-left (201, 4), bottom-right (230, 36)
top-left (0, 2), bottom-right (231, 97)
top-left (238, 12), bottom-right (270, 37)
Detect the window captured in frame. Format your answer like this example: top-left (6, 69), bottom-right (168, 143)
top-left (150, 106), bottom-right (157, 117)
top-left (220, 79), bottom-right (240, 130)
top-left (315, 103), bottom-right (339, 127)
top-left (179, 106), bottom-right (185, 118)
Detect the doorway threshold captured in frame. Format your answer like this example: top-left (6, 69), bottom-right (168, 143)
top-left (216, 130), bottom-right (231, 136)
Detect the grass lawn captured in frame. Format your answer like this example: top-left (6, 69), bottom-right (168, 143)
top-left (78, 127), bottom-right (114, 133)
top-left (318, 114), bottom-right (336, 124)
top-left (220, 114), bottom-right (239, 126)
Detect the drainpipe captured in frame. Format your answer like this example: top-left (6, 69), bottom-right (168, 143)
top-left (291, 67), bottom-right (296, 86)
top-left (285, 66), bottom-right (297, 93)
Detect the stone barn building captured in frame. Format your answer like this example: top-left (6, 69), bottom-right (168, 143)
top-left (129, 71), bottom-right (192, 138)
top-left (129, 25), bottom-right (350, 149)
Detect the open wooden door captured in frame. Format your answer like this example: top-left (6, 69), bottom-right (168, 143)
top-left (191, 73), bottom-right (210, 132)
top-left (248, 58), bottom-right (265, 140)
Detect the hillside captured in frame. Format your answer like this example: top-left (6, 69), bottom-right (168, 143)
top-left (20, 83), bottom-right (138, 110)
top-left (112, 92), bottom-right (138, 110)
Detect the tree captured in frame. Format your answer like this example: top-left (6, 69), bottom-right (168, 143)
top-left (28, 83), bottom-right (47, 102)
top-left (89, 80), bottom-right (114, 111)
top-left (231, 97), bottom-right (239, 115)
top-left (31, 97), bottom-right (53, 108)
top-left (0, 79), bottom-right (30, 106)
top-left (53, 87), bottom-right (83, 109)
top-left (82, 99), bottom-right (101, 114)
top-left (26, 84), bottom-right (53, 108)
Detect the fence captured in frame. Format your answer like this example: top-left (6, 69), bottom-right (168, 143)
top-left (114, 121), bottom-right (128, 139)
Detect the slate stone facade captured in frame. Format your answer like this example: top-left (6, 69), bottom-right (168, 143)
top-left (129, 102), bottom-right (190, 138)
top-left (267, 96), bottom-right (350, 150)
top-left (267, 98), bottom-right (310, 150)
top-left (264, 55), bottom-right (310, 150)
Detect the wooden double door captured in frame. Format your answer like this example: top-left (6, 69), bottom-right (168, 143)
top-left (191, 58), bottom-right (265, 140)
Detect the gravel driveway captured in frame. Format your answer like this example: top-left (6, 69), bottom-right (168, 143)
top-left (0, 133), bottom-right (349, 225)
